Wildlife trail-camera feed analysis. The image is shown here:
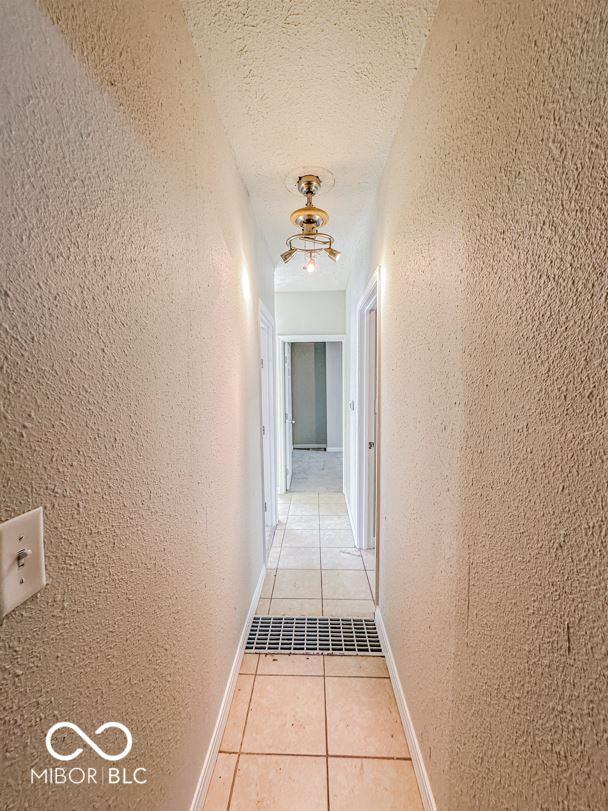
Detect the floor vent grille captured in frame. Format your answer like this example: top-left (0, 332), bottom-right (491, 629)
top-left (246, 616), bottom-right (382, 656)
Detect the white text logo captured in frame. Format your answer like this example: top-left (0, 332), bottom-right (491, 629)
top-left (45, 722), bottom-right (133, 762)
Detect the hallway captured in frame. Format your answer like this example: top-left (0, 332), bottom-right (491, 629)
top-left (1, 2), bottom-right (606, 811)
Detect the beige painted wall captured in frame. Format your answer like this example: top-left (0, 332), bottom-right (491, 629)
top-left (346, 1), bottom-right (607, 808)
top-left (275, 290), bottom-right (345, 335)
top-left (0, 1), bottom-right (272, 808)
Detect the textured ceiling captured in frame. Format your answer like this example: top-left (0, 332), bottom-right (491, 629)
top-left (183, 0), bottom-right (437, 291)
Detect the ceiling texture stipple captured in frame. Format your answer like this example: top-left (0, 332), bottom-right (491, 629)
top-left (182, 0), bottom-right (438, 291)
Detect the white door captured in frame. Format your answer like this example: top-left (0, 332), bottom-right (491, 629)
top-left (366, 309), bottom-right (378, 547)
top-left (260, 321), bottom-right (274, 555)
top-left (284, 342), bottom-right (293, 490)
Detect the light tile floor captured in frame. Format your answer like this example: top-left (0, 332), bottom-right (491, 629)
top-left (204, 653), bottom-right (423, 810)
top-left (261, 492), bottom-right (376, 618)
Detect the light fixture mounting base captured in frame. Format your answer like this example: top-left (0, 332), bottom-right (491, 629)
top-left (297, 174), bottom-right (322, 197)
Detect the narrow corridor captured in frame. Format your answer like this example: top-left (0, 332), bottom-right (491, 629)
top-left (258, 492), bottom-right (376, 618)
top-left (1, 2), bottom-right (605, 810)
top-left (203, 652), bottom-right (422, 810)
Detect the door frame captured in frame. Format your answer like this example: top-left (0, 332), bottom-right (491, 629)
top-left (259, 301), bottom-right (278, 558)
top-left (276, 334), bottom-right (346, 494)
top-left (355, 270), bottom-right (380, 573)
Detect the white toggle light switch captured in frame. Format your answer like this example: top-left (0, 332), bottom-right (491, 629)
top-left (0, 507), bottom-right (46, 619)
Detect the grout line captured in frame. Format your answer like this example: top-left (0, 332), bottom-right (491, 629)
top-left (227, 673), bottom-right (254, 811)
top-left (226, 750), bottom-right (239, 810)
top-left (322, 653), bottom-right (330, 811)
top-left (221, 673), bottom-right (389, 685)
top-left (238, 672), bottom-right (390, 679)
top-left (226, 750), bottom-right (411, 761)
top-left (227, 654), bottom-right (258, 809)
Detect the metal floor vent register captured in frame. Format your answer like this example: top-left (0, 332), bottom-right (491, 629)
top-left (246, 616), bottom-right (382, 656)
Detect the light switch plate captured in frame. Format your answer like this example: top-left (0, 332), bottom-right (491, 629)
top-left (0, 507), bottom-right (45, 619)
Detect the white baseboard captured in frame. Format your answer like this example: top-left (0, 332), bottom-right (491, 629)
top-left (375, 608), bottom-right (436, 811)
top-left (190, 565), bottom-right (266, 811)
top-left (326, 447), bottom-right (343, 453)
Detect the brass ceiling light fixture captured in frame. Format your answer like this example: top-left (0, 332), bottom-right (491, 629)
top-left (280, 174), bottom-right (342, 273)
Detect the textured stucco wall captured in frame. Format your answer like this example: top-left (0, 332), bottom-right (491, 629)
top-left (0, 2), bottom-right (272, 809)
top-left (347, 1), bottom-right (608, 808)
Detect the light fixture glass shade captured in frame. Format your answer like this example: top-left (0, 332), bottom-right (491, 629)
top-left (304, 256), bottom-right (316, 273)
top-left (281, 247), bottom-right (297, 263)
top-left (325, 246), bottom-right (342, 263)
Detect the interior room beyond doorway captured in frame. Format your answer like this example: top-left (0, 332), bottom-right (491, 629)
top-left (279, 337), bottom-right (344, 494)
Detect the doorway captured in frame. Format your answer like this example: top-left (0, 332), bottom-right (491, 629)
top-left (259, 303), bottom-right (277, 561)
top-left (277, 335), bottom-right (345, 494)
top-left (356, 272), bottom-right (380, 600)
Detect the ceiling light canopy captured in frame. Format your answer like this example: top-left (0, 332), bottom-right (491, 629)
top-left (280, 174), bottom-right (342, 273)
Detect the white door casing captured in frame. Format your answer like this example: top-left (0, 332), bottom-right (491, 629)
top-left (356, 271), bottom-right (380, 564)
top-left (284, 342), bottom-right (293, 491)
top-left (259, 302), bottom-right (277, 560)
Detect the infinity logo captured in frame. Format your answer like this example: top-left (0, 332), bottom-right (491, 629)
top-left (45, 722), bottom-right (133, 762)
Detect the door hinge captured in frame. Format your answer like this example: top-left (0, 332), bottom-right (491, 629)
top-left (368, 441), bottom-right (375, 450)
top-left (264, 501), bottom-right (267, 512)
top-left (262, 425), bottom-right (266, 436)
top-left (260, 358), bottom-right (264, 368)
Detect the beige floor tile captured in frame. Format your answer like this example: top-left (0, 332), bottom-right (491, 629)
top-left (256, 598), bottom-right (271, 614)
top-left (230, 754), bottom-right (327, 811)
top-left (320, 529), bottom-right (355, 547)
top-left (286, 515), bottom-right (320, 530)
top-left (273, 570), bottom-right (322, 599)
top-left (270, 598), bottom-right (323, 616)
top-left (257, 653), bottom-right (324, 676)
top-left (279, 547), bottom-right (321, 569)
top-left (319, 494), bottom-right (346, 504)
top-left (242, 675), bottom-right (326, 755)
top-left (220, 674), bottom-right (254, 752)
top-left (260, 569), bottom-right (276, 599)
top-left (278, 494), bottom-right (292, 504)
top-left (328, 757), bottom-right (422, 811)
top-left (271, 530), bottom-right (284, 548)
top-left (322, 599), bottom-right (375, 618)
top-left (324, 655), bottom-right (388, 678)
top-left (320, 515), bottom-right (352, 530)
top-left (203, 752), bottom-right (237, 811)
top-left (267, 547), bottom-right (280, 567)
top-left (282, 529), bottom-right (320, 547)
top-left (319, 497), bottom-right (348, 515)
top-left (289, 493), bottom-right (319, 504)
top-left (322, 570), bottom-right (372, 600)
top-left (321, 547), bottom-right (364, 570)
top-left (326, 677), bottom-right (409, 757)
top-left (319, 506), bottom-right (348, 516)
top-left (289, 503), bottom-right (320, 516)
top-left (240, 653), bottom-right (259, 675)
